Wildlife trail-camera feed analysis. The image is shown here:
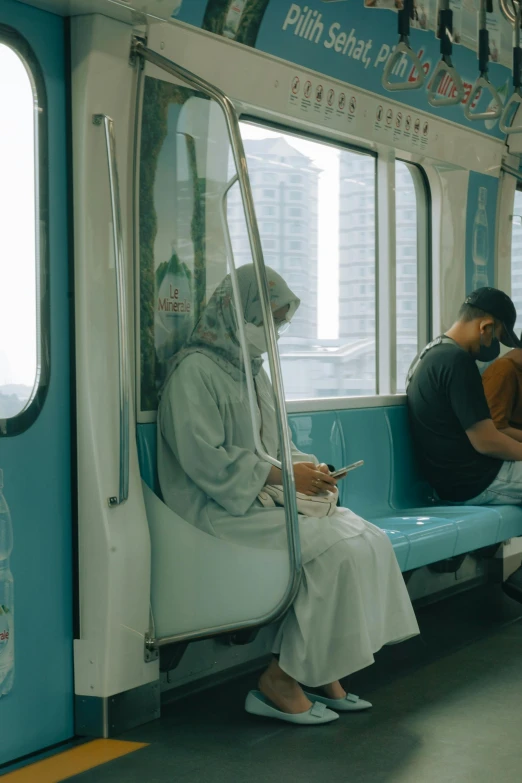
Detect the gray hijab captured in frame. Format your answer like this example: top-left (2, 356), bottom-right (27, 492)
top-left (161, 264), bottom-right (300, 386)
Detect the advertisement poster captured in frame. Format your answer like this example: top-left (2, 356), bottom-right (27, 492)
top-left (139, 78), bottom-right (203, 412)
top-left (465, 171), bottom-right (498, 295)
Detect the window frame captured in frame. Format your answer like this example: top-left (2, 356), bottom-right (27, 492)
top-left (238, 116), bottom-right (431, 408)
top-left (510, 183), bottom-right (522, 332)
top-left (0, 25), bottom-right (50, 437)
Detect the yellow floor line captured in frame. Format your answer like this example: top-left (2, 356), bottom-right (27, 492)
top-left (2, 739), bottom-right (148, 783)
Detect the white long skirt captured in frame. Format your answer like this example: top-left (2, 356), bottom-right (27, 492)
top-left (272, 522), bottom-right (420, 687)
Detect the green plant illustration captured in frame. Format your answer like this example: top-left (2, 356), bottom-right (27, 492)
top-left (139, 77), bottom-right (209, 412)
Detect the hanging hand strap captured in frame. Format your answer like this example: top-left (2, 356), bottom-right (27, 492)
top-left (428, 3), bottom-right (465, 107)
top-left (382, 0), bottom-right (425, 92)
top-left (465, 0), bottom-right (503, 121)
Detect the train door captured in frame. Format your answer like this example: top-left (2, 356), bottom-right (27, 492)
top-left (0, 0), bottom-right (73, 766)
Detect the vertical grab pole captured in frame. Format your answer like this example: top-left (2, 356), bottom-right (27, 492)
top-left (93, 114), bottom-right (130, 507)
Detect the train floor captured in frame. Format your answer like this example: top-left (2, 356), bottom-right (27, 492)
top-left (9, 582), bottom-right (522, 783)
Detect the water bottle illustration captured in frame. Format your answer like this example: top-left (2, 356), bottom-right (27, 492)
top-left (472, 187), bottom-right (489, 290)
top-left (0, 469), bottom-right (14, 698)
top-left (222, 0), bottom-right (247, 39)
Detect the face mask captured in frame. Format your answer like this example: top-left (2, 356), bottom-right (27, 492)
top-left (275, 318), bottom-right (291, 336)
top-left (242, 322), bottom-right (268, 357)
top-left (476, 336), bottom-right (500, 363)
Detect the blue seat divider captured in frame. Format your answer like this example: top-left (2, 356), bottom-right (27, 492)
top-left (289, 412), bottom-right (343, 475)
top-left (137, 403), bottom-right (522, 576)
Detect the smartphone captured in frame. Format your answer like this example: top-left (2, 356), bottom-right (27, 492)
top-left (330, 460), bottom-right (364, 479)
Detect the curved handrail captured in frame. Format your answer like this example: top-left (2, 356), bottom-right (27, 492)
top-left (93, 114), bottom-right (130, 508)
top-left (220, 175), bottom-right (281, 470)
top-left (132, 39), bottom-right (303, 648)
top-left (382, 0), bottom-right (425, 92)
top-left (500, 0), bottom-right (522, 134)
top-left (465, 0), bottom-right (502, 122)
top-left (428, 2), bottom-right (464, 107)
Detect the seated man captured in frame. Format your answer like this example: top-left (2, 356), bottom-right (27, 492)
top-left (482, 347), bottom-right (522, 443)
top-left (406, 288), bottom-right (522, 506)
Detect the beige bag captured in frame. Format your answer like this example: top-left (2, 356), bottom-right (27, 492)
top-left (258, 484), bottom-right (338, 518)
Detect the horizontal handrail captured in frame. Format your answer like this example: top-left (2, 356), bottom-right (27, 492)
top-left (501, 162), bottom-right (522, 180)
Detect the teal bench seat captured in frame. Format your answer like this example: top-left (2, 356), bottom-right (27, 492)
top-left (288, 403), bottom-right (522, 571)
top-left (138, 403), bottom-right (522, 574)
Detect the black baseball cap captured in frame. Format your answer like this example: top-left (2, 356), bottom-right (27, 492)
top-left (464, 287), bottom-right (522, 348)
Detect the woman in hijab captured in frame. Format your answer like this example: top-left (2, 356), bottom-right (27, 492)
top-left (158, 264), bottom-right (419, 726)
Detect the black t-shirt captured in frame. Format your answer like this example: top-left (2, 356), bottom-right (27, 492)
top-left (407, 340), bottom-right (502, 502)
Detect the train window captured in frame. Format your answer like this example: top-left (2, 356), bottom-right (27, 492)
top-left (0, 34), bottom-right (48, 433)
top-left (512, 187), bottom-right (522, 331)
top-left (395, 161), bottom-right (429, 394)
top-left (230, 122), bottom-right (376, 400)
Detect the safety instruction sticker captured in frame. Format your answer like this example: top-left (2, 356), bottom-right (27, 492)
top-left (286, 74), bottom-right (437, 157)
top-left (348, 95), bottom-right (356, 124)
top-left (287, 74), bottom-right (358, 131)
top-left (393, 110), bottom-right (403, 142)
top-left (336, 92), bottom-right (347, 121)
top-left (412, 116), bottom-right (421, 147)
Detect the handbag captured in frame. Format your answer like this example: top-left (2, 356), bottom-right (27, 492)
top-left (258, 484), bottom-right (338, 518)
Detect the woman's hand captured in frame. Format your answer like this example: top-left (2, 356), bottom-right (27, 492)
top-left (293, 462), bottom-right (337, 496)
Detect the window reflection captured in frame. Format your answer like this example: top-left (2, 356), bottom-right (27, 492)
top-left (229, 125), bottom-right (377, 400)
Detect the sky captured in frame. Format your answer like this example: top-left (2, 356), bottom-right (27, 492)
top-left (0, 44), bottom-right (36, 388)
top-left (240, 122), bottom-right (341, 339)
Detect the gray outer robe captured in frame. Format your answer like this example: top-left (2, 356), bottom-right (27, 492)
top-left (158, 353), bottom-right (419, 686)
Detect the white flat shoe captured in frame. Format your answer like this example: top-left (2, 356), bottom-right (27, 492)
top-left (245, 690), bottom-right (339, 725)
top-left (303, 691), bottom-right (372, 712)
